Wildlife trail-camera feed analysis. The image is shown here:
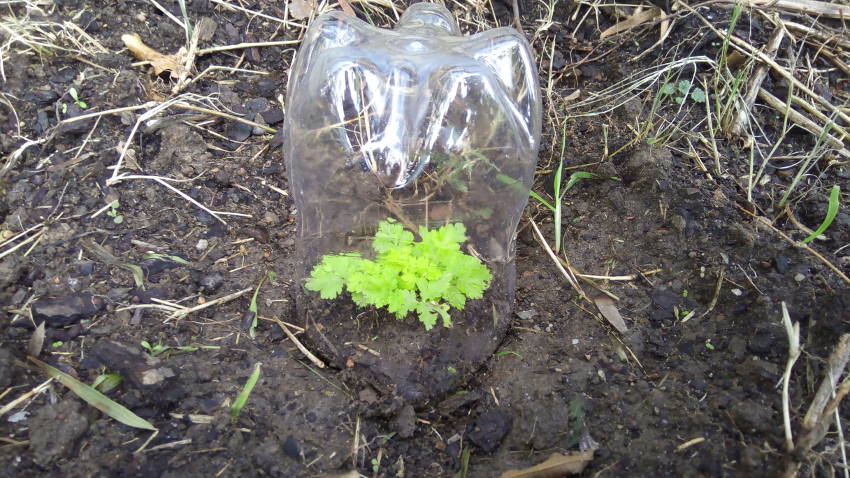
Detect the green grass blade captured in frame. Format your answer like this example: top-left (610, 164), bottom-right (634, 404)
top-left (231, 363), bottom-right (262, 418)
top-left (91, 373), bottom-right (123, 393)
top-left (529, 191), bottom-right (555, 212)
top-left (554, 158), bottom-right (564, 252)
top-left (803, 185), bottom-right (840, 243)
top-left (562, 171), bottom-right (599, 196)
top-left (30, 356), bottom-right (156, 430)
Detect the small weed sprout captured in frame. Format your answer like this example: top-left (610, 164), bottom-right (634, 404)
top-left (69, 87), bottom-right (87, 108)
top-left (305, 219), bottom-right (491, 330)
top-left (231, 363), bottom-right (262, 419)
top-left (659, 80), bottom-right (706, 105)
top-left (106, 200), bottom-right (123, 224)
top-left (802, 185), bottom-right (841, 244)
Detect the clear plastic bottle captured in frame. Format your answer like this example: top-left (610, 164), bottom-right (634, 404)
top-left (284, 3), bottom-right (541, 402)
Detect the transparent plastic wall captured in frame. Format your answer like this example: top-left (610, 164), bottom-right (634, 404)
top-left (285, 3), bottom-right (541, 331)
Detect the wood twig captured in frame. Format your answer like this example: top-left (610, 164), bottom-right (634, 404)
top-left (528, 218), bottom-right (586, 298)
top-left (271, 316), bottom-right (326, 369)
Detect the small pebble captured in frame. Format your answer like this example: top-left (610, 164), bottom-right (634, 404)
top-left (794, 273), bottom-right (805, 282)
top-left (571, 339), bottom-right (579, 345)
top-left (731, 288), bottom-right (742, 296)
top-left (195, 239), bottom-right (208, 251)
top-left (135, 12), bottom-right (146, 22)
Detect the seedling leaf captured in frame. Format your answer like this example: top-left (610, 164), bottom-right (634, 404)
top-left (306, 220), bottom-right (490, 330)
top-left (803, 185), bottom-right (840, 243)
top-left (30, 356), bottom-right (156, 430)
top-left (231, 362), bottom-right (262, 418)
top-left (561, 171), bottom-right (599, 198)
top-left (92, 373), bottom-right (123, 393)
top-left (690, 87), bottom-right (706, 103)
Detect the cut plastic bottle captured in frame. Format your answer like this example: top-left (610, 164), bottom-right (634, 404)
top-left (284, 3), bottom-right (542, 404)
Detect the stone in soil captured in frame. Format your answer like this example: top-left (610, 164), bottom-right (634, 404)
top-left (468, 409), bottom-right (513, 454)
top-left (91, 340), bottom-right (178, 393)
top-left (393, 404), bottom-right (416, 438)
top-left (28, 399), bottom-right (89, 466)
top-left (31, 292), bottom-right (105, 327)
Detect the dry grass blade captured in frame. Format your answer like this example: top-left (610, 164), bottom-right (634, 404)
top-left (271, 316), bottom-right (325, 368)
top-left (498, 451), bottom-right (594, 478)
top-left (27, 321), bottom-right (45, 357)
top-left (599, 7), bottom-right (662, 39)
top-left (733, 0), bottom-right (850, 19)
top-left (122, 33), bottom-right (188, 80)
top-left (0, 378), bottom-right (53, 418)
top-left (803, 334), bottom-right (850, 430)
top-left (780, 302), bottom-right (800, 452)
top-left (166, 287), bottom-right (253, 322)
top-left (29, 356), bottom-right (157, 431)
top-left (682, 3), bottom-right (850, 130)
top-left (730, 24), bottom-right (783, 136)
top-left (593, 296), bottom-right (628, 333)
top-left (756, 88), bottom-right (850, 159)
top-left (528, 218), bottom-right (586, 298)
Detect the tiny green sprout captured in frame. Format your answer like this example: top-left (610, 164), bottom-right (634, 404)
top-left (447, 365), bottom-right (458, 375)
top-left (682, 289), bottom-right (689, 298)
top-left (802, 185), bottom-right (840, 244)
top-left (140, 340), bottom-right (167, 356)
top-left (141, 340), bottom-right (218, 357)
top-left (145, 253), bottom-right (189, 265)
top-left (91, 373), bottom-right (123, 393)
top-left (106, 200), bottom-right (124, 224)
top-left (660, 80), bottom-right (705, 105)
top-left (690, 87), bottom-right (707, 103)
top-left (306, 219), bottom-right (491, 330)
top-left (51, 341), bottom-right (64, 348)
top-left (371, 458), bottom-right (380, 474)
top-left (705, 340), bottom-right (715, 351)
top-left (231, 363), bottom-right (262, 418)
top-left (68, 87), bottom-right (87, 109)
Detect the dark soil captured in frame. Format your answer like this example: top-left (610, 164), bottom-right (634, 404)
top-left (1, 1), bottom-right (848, 477)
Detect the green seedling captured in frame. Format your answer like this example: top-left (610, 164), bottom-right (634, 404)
top-left (802, 185), bottom-right (841, 243)
top-left (91, 373), bottom-right (123, 393)
top-left (231, 363), bottom-right (262, 419)
top-left (141, 340), bottom-right (166, 356)
top-left (659, 80), bottom-right (706, 105)
top-left (106, 200), bottom-right (124, 224)
top-left (145, 253), bottom-right (189, 265)
top-left (141, 340), bottom-right (219, 357)
top-left (62, 87), bottom-right (88, 113)
top-left (51, 341), bottom-right (63, 348)
top-left (69, 87), bottom-right (87, 108)
top-left (371, 457), bottom-right (380, 474)
top-left (447, 365), bottom-right (458, 375)
top-left (306, 219), bottom-right (491, 330)
top-left (530, 168), bottom-right (607, 252)
top-left (247, 272), bottom-right (273, 339)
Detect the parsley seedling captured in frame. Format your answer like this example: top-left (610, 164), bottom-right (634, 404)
top-left (306, 219), bottom-right (492, 330)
